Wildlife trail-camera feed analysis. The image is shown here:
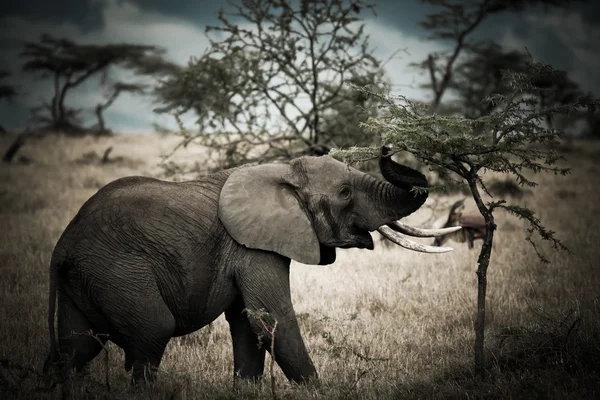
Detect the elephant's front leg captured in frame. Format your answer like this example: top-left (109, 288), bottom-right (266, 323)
top-left (225, 297), bottom-right (266, 381)
top-left (235, 254), bottom-right (318, 384)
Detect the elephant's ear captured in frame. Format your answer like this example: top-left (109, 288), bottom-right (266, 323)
top-left (219, 163), bottom-right (321, 265)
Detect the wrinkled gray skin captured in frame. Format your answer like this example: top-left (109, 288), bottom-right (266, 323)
top-left (44, 147), bottom-right (428, 385)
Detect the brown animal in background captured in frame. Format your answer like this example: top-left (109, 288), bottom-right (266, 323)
top-left (433, 199), bottom-right (486, 249)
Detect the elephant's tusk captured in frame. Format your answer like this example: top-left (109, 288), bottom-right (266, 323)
top-left (377, 226), bottom-right (454, 253)
top-left (388, 221), bottom-right (462, 238)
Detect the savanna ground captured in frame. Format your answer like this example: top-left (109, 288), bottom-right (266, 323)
top-left (0, 133), bottom-right (599, 399)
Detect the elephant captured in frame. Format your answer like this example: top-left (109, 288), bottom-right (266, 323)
top-left (44, 146), bottom-right (459, 386)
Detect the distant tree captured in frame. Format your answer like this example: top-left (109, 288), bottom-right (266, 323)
top-left (583, 97), bottom-right (600, 138)
top-left (432, 43), bottom-right (530, 119)
top-left (94, 82), bottom-right (146, 135)
top-left (156, 0), bottom-right (388, 171)
top-left (531, 64), bottom-right (583, 128)
top-left (414, 0), bottom-right (584, 114)
top-left (0, 71), bottom-right (17, 134)
top-left (333, 59), bottom-right (597, 379)
top-left (319, 68), bottom-right (390, 152)
top-left (21, 34), bottom-right (176, 134)
top-left (423, 42), bottom-right (585, 134)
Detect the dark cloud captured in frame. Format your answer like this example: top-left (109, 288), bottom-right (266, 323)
top-left (0, 0), bottom-right (104, 32)
top-left (570, 0), bottom-right (600, 25)
top-left (126, 0), bottom-right (221, 24)
top-left (0, 0), bottom-right (222, 38)
top-left (0, 101), bottom-right (30, 130)
top-left (353, 1), bottom-right (435, 37)
top-left (519, 22), bottom-right (577, 71)
top-left (2, 0), bottom-right (597, 41)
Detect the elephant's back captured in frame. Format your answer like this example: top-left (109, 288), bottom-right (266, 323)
top-left (53, 174), bottom-right (229, 270)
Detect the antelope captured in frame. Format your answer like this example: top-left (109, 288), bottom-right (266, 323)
top-left (433, 199), bottom-right (486, 249)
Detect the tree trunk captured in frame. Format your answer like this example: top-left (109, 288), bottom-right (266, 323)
top-left (2, 131), bottom-right (29, 163)
top-left (96, 104), bottom-right (106, 133)
top-left (51, 71), bottom-right (60, 124)
top-left (57, 73), bottom-right (73, 124)
top-left (474, 227), bottom-right (493, 378)
top-left (94, 87), bottom-right (122, 135)
top-left (467, 176), bottom-right (496, 379)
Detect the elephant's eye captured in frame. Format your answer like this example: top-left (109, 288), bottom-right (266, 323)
top-left (338, 186), bottom-right (352, 200)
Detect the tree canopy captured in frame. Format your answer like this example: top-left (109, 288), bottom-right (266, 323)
top-left (21, 34), bottom-right (177, 134)
top-left (157, 0), bottom-right (389, 171)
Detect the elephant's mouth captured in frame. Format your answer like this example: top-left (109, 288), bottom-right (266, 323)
top-left (318, 229), bottom-right (374, 265)
top-left (343, 229), bottom-right (375, 250)
top-left (332, 227), bottom-right (375, 250)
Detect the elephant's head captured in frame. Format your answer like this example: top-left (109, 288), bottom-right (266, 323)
top-left (219, 146), bottom-right (458, 265)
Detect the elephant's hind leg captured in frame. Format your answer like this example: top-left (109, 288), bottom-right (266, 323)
top-left (88, 263), bottom-right (177, 384)
top-left (54, 287), bottom-right (108, 400)
top-left (225, 297), bottom-right (266, 382)
top-left (99, 289), bottom-right (176, 384)
top-left (116, 308), bottom-right (174, 384)
top-left (128, 300), bottom-right (176, 384)
top-left (57, 288), bottom-right (107, 375)
top-left (129, 336), bottom-right (171, 384)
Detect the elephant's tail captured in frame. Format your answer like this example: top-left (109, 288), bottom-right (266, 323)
top-left (43, 258), bottom-right (59, 373)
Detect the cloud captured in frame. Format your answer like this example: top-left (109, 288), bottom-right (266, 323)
top-left (364, 20), bottom-right (446, 101)
top-left (0, 16), bottom-right (83, 77)
top-left (91, 0), bottom-right (211, 65)
top-left (531, 11), bottom-right (600, 96)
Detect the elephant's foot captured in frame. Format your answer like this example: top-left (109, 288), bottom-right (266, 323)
top-left (232, 375), bottom-right (264, 396)
top-left (131, 361), bottom-right (161, 385)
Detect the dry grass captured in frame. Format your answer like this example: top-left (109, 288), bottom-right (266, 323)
top-left (1, 133), bottom-right (599, 399)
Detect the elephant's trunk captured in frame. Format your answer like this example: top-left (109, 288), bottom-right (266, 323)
top-left (361, 147), bottom-right (428, 231)
top-left (379, 146), bottom-right (428, 216)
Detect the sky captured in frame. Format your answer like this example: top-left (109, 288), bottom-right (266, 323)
top-left (0, 0), bottom-right (599, 133)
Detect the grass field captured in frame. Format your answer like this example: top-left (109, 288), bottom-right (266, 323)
top-left (1, 133), bottom-right (599, 399)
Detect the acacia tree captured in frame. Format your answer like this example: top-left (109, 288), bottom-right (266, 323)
top-left (21, 34), bottom-right (173, 133)
top-left (360, 0), bottom-right (590, 379)
top-left (157, 0), bottom-right (388, 170)
top-left (333, 59), bottom-right (598, 379)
